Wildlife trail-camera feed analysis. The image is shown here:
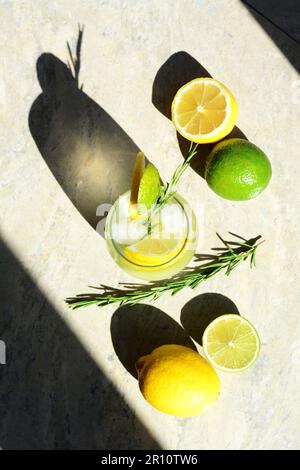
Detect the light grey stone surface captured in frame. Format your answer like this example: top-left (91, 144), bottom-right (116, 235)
top-left (0, 0), bottom-right (300, 450)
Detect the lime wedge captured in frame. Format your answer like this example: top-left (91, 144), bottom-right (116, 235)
top-left (129, 152), bottom-right (161, 219)
top-left (138, 163), bottom-right (161, 209)
top-left (202, 314), bottom-right (260, 373)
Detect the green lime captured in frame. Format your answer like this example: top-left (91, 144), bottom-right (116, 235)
top-left (137, 163), bottom-right (161, 210)
top-left (129, 153), bottom-right (161, 219)
top-left (202, 314), bottom-right (260, 373)
top-left (205, 139), bottom-right (272, 200)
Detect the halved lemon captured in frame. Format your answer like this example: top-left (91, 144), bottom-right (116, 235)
top-left (202, 314), bottom-right (260, 373)
top-left (129, 152), bottom-right (161, 220)
top-left (171, 78), bottom-right (238, 144)
top-left (123, 235), bottom-right (185, 266)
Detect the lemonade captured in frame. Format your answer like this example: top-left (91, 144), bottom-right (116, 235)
top-left (105, 191), bottom-right (197, 281)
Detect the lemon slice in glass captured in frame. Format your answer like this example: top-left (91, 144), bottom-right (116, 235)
top-left (202, 314), bottom-right (260, 373)
top-left (123, 235), bottom-right (185, 266)
top-left (171, 78), bottom-right (238, 144)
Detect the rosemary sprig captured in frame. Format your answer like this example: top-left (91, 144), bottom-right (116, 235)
top-left (66, 233), bottom-right (264, 310)
top-left (145, 142), bottom-right (198, 234)
top-left (157, 142), bottom-right (198, 209)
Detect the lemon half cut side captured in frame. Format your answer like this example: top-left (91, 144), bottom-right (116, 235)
top-left (172, 78), bottom-right (238, 144)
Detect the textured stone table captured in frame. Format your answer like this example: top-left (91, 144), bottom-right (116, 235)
top-left (0, 0), bottom-right (299, 450)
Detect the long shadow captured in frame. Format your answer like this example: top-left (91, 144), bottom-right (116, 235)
top-left (152, 51), bottom-right (248, 178)
top-left (0, 238), bottom-right (159, 449)
top-left (241, 1), bottom-right (300, 74)
top-left (180, 293), bottom-right (240, 346)
top-left (29, 30), bottom-right (143, 233)
top-left (111, 304), bottom-right (196, 379)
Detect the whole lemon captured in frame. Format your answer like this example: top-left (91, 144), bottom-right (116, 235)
top-left (136, 344), bottom-right (221, 417)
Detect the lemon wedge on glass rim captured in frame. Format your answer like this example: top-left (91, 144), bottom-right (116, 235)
top-left (171, 77), bottom-right (238, 144)
top-left (202, 314), bottom-right (260, 373)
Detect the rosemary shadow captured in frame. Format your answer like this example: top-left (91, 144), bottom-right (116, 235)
top-left (152, 51), bottom-right (248, 178)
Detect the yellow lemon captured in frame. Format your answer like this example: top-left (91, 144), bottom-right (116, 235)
top-left (171, 78), bottom-right (238, 143)
top-left (136, 344), bottom-right (221, 417)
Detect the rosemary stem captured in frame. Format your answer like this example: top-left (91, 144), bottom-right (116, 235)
top-left (66, 233), bottom-right (263, 310)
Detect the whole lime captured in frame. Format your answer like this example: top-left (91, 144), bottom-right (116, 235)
top-left (205, 139), bottom-right (272, 200)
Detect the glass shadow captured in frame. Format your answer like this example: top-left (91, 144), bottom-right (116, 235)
top-left (28, 34), bottom-right (144, 233)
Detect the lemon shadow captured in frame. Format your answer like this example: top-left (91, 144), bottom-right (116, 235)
top-left (111, 304), bottom-right (196, 379)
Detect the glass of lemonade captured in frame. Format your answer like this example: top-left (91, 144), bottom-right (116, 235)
top-left (105, 190), bottom-right (197, 281)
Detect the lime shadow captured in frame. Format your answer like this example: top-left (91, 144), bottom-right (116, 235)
top-left (181, 293), bottom-right (240, 346)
